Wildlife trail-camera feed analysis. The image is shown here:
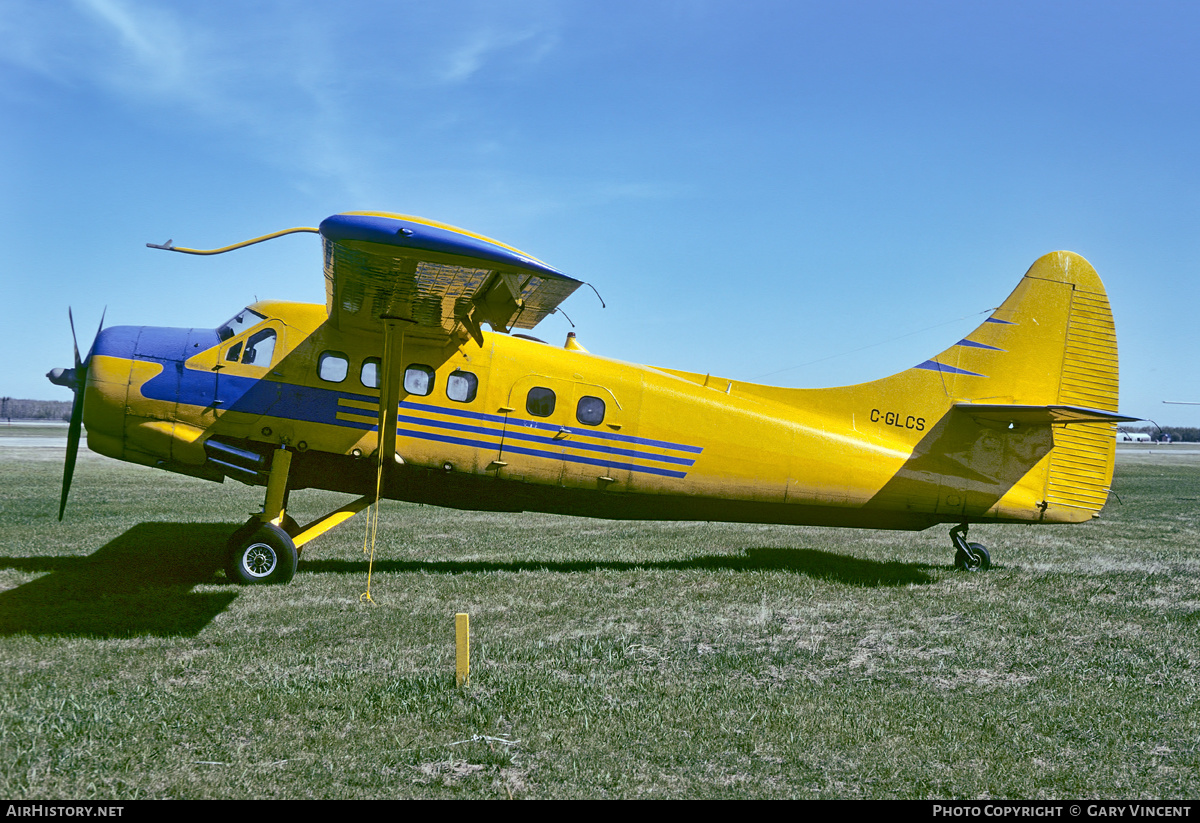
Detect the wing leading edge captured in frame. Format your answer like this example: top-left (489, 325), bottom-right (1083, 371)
top-left (319, 212), bottom-right (582, 341)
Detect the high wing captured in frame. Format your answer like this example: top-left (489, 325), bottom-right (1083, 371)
top-left (319, 212), bottom-right (582, 342)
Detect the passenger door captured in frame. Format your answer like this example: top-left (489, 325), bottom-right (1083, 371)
top-left (499, 377), bottom-right (634, 490)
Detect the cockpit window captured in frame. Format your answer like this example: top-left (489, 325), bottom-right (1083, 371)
top-left (242, 329), bottom-right (276, 366)
top-left (222, 328), bottom-right (276, 368)
top-left (217, 308), bottom-right (267, 341)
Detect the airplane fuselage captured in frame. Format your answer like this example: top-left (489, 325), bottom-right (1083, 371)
top-left (79, 295), bottom-right (1095, 533)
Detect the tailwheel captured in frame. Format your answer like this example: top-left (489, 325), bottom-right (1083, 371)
top-left (954, 542), bottom-right (991, 572)
top-left (226, 521), bottom-right (298, 585)
top-left (949, 524), bottom-right (991, 572)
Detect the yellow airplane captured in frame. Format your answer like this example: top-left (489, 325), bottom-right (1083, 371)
top-left (48, 211), bottom-right (1137, 584)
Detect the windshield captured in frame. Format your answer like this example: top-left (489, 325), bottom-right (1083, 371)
top-left (217, 308), bottom-right (267, 341)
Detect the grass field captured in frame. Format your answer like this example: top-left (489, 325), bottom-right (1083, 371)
top-left (1, 426), bottom-right (1198, 799)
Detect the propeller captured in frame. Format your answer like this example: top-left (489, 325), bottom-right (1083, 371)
top-left (46, 308), bottom-right (104, 520)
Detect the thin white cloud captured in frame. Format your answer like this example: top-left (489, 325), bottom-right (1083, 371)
top-left (0, 0), bottom-right (206, 103)
top-left (0, 2), bottom-right (574, 211)
top-left (73, 0), bottom-right (192, 96)
top-left (435, 26), bottom-right (557, 85)
top-left (0, 2), bottom-right (366, 197)
top-left (78, 0), bottom-right (166, 66)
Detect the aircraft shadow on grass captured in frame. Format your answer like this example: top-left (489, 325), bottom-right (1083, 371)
top-left (0, 522), bottom-right (236, 638)
top-left (0, 523), bottom-right (935, 637)
top-left (301, 546), bottom-right (939, 586)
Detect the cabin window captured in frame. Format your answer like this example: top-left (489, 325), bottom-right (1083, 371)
top-left (242, 329), bottom-right (276, 366)
top-left (318, 351), bottom-right (349, 383)
top-left (361, 358), bottom-right (381, 389)
top-left (576, 396), bottom-right (606, 426)
top-left (225, 342), bottom-right (243, 362)
top-left (526, 387), bottom-right (556, 418)
top-left (404, 365), bottom-right (435, 396)
top-left (446, 370), bottom-right (478, 403)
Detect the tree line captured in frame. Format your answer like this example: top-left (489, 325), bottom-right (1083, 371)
top-left (0, 398), bottom-right (72, 421)
top-left (1124, 425), bottom-right (1199, 442)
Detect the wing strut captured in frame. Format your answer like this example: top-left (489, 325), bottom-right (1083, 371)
top-left (362, 317), bottom-right (413, 602)
top-left (376, 318), bottom-right (411, 469)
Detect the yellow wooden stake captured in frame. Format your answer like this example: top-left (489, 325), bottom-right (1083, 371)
top-left (455, 613), bottom-right (470, 687)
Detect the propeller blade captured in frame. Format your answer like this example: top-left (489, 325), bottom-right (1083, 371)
top-left (58, 379), bottom-right (84, 521)
top-left (89, 308), bottom-right (106, 364)
top-left (57, 307), bottom-right (103, 521)
top-left (68, 307), bottom-right (81, 370)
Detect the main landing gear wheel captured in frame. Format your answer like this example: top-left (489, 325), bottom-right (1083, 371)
top-left (226, 521), bottom-right (298, 585)
top-left (949, 524), bottom-right (991, 572)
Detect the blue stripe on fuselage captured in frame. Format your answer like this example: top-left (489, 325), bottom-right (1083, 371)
top-left (395, 411), bottom-right (696, 466)
top-left (110, 324), bottom-right (701, 477)
top-left (397, 399), bottom-right (703, 455)
top-left (111, 324), bottom-right (377, 426)
top-left (394, 427), bottom-right (689, 479)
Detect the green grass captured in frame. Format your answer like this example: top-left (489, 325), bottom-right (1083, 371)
top-left (0, 439), bottom-right (1197, 798)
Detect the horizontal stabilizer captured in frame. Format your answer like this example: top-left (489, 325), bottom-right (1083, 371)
top-left (954, 403), bottom-right (1140, 426)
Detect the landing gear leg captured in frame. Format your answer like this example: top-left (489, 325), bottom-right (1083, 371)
top-left (226, 447), bottom-right (299, 585)
top-left (223, 446), bottom-right (376, 586)
top-left (950, 523), bottom-right (991, 572)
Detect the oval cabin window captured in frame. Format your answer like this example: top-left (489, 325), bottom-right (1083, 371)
top-left (526, 387), bottom-right (556, 418)
top-left (360, 357), bottom-right (381, 389)
top-left (318, 351), bottom-right (349, 383)
top-left (404, 365), bottom-right (435, 396)
top-left (576, 395), bottom-right (605, 426)
top-left (447, 370), bottom-right (478, 403)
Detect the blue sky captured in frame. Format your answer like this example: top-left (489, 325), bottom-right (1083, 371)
top-left (3, 0), bottom-right (1197, 425)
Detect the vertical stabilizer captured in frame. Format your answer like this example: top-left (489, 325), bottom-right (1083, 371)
top-left (940, 251), bottom-right (1120, 521)
top-left (855, 251), bottom-right (1120, 524)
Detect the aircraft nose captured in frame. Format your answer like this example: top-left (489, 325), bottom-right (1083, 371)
top-left (91, 325), bottom-right (139, 360)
